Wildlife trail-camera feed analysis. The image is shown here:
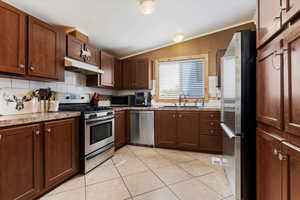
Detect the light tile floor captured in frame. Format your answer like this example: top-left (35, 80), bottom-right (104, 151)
top-left (39, 145), bottom-right (233, 200)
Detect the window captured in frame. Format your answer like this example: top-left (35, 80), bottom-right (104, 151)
top-left (156, 55), bottom-right (208, 102)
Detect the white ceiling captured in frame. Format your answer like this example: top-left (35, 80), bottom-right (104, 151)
top-left (4, 0), bottom-right (256, 58)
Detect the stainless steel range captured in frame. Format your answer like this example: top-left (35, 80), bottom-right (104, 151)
top-left (58, 93), bottom-right (115, 174)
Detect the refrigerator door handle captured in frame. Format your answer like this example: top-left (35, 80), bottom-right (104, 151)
top-left (220, 123), bottom-right (236, 139)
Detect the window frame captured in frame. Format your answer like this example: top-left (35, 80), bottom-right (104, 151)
top-left (154, 54), bottom-right (209, 103)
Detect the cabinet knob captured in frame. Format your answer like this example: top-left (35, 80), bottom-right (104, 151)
top-left (47, 128), bottom-right (51, 134)
top-left (210, 114), bottom-right (214, 118)
top-left (35, 130), bottom-right (40, 136)
top-left (210, 130), bottom-right (214, 134)
top-left (173, 114), bottom-right (176, 118)
top-left (19, 64), bottom-right (25, 69)
top-left (210, 122), bottom-right (214, 126)
top-left (179, 114), bottom-right (182, 118)
top-left (30, 66), bottom-right (35, 71)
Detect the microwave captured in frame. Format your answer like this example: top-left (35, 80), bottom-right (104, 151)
top-left (110, 95), bottom-right (134, 106)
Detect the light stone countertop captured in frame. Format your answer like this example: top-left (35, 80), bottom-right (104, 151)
top-left (0, 112), bottom-right (81, 128)
top-left (112, 106), bottom-right (220, 112)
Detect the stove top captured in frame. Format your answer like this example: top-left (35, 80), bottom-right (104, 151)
top-left (59, 104), bottom-right (112, 113)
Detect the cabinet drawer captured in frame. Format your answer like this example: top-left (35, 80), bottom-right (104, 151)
top-left (199, 112), bottom-right (220, 120)
top-left (200, 129), bottom-right (223, 136)
top-left (200, 120), bottom-right (221, 130)
top-left (199, 135), bottom-right (222, 153)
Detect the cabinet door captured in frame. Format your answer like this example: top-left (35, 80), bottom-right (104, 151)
top-left (100, 51), bottom-right (115, 87)
top-left (282, 0), bottom-right (300, 25)
top-left (282, 141), bottom-right (300, 200)
top-left (283, 24), bottom-right (300, 137)
top-left (28, 16), bottom-right (58, 79)
top-left (123, 60), bottom-right (136, 89)
top-left (257, 38), bottom-right (284, 130)
top-left (199, 135), bottom-right (222, 153)
top-left (257, 0), bottom-right (282, 47)
top-left (44, 119), bottom-right (77, 187)
top-left (67, 35), bottom-right (85, 62)
top-left (155, 111), bottom-right (177, 148)
top-left (256, 128), bottom-right (282, 200)
top-left (177, 112), bottom-right (199, 150)
top-left (115, 111), bottom-right (126, 149)
top-left (0, 2), bottom-right (26, 75)
top-left (0, 124), bottom-right (40, 200)
top-left (135, 59), bottom-right (152, 89)
top-left (85, 44), bottom-right (99, 66)
top-left (114, 59), bottom-right (123, 89)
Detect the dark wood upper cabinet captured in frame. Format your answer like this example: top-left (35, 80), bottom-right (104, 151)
top-left (155, 111), bottom-right (177, 148)
top-left (282, 141), bottom-right (300, 200)
top-left (67, 35), bottom-right (85, 62)
top-left (216, 49), bottom-right (226, 88)
top-left (256, 128), bottom-right (283, 200)
top-left (257, 37), bottom-right (284, 130)
top-left (44, 119), bottom-right (77, 188)
top-left (257, 0), bottom-right (282, 47)
top-left (177, 112), bottom-right (199, 151)
top-left (282, 0), bottom-right (300, 25)
top-left (283, 23), bottom-right (300, 137)
top-left (28, 16), bottom-right (58, 79)
top-left (122, 58), bottom-right (152, 89)
top-left (100, 51), bottom-right (115, 87)
top-left (0, 2), bottom-right (26, 75)
top-left (85, 44), bottom-right (99, 66)
top-left (115, 111), bottom-right (126, 149)
top-left (0, 124), bottom-right (40, 200)
top-left (114, 59), bottom-right (123, 89)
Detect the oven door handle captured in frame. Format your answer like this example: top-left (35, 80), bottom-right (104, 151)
top-left (86, 143), bottom-right (114, 160)
top-left (86, 117), bottom-right (114, 125)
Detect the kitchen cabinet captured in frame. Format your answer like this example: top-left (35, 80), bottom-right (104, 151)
top-left (155, 111), bottom-right (177, 148)
top-left (0, 124), bottom-right (40, 200)
top-left (177, 112), bottom-right (199, 151)
top-left (85, 44), bottom-right (100, 66)
top-left (256, 37), bottom-right (284, 130)
top-left (256, 128), bottom-right (283, 200)
top-left (28, 16), bottom-right (58, 79)
top-left (114, 59), bottom-right (123, 89)
top-left (257, 0), bottom-right (282, 47)
top-left (282, 0), bottom-right (300, 25)
top-left (122, 59), bottom-right (152, 89)
top-left (283, 23), bottom-right (300, 137)
top-left (0, 118), bottom-right (79, 200)
top-left (115, 111), bottom-right (126, 149)
top-left (100, 51), bottom-right (115, 87)
top-left (67, 35), bottom-right (85, 62)
top-left (0, 2), bottom-right (26, 75)
top-left (44, 119), bottom-right (78, 187)
top-left (282, 141), bottom-right (300, 200)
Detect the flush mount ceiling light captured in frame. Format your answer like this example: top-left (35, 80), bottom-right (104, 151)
top-left (173, 33), bottom-right (185, 43)
top-left (139, 0), bottom-right (156, 15)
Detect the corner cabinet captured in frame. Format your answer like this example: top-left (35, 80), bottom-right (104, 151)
top-left (0, 124), bottom-right (40, 200)
top-left (0, 2), bottom-right (26, 75)
top-left (115, 111), bottom-right (126, 149)
top-left (100, 51), bottom-right (115, 87)
top-left (0, 118), bottom-right (79, 200)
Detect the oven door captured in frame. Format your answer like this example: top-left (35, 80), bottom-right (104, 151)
top-left (85, 117), bottom-right (115, 155)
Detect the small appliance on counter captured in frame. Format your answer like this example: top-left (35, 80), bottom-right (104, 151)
top-left (134, 92), bottom-right (152, 107)
top-left (110, 95), bottom-right (134, 107)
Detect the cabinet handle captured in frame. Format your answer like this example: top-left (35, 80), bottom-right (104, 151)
top-left (35, 130), bottom-right (40, 136)
top-left (47, 128), bottom-right (51, 134)
top-left (30, 66), bottom-right (35, 71)
top-left (278, 153), bottom-right (287, 161)
top-left (19, 64), bottom-right (25, 69)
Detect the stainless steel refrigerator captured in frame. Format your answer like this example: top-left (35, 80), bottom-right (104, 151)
top-left (220, 30), bottom-right (256, 200)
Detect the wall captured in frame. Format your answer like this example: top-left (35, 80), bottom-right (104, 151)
top-left (0, 71), bottom-right (115, 95)
top-left (127, 22), bottom-right (255, 76)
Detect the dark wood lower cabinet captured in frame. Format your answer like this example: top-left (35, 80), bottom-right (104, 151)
top-left (44, 119), bottom-right (78, 187)
top-left (115, 111), bottom-right (126, 149)
top-left (0, 118), bottom-right (79, 200)
top-left (199, 135), bottom-right (222, 153)
top-left (256, 128), bottom-right (283, 200)
top-left (155, 111), bottom-right (177, 148)
top-left (0, 124), bottom-right (40, 200)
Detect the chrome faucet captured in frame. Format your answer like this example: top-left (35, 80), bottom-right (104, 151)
top-left (179, 94), bottom-right (188, 106)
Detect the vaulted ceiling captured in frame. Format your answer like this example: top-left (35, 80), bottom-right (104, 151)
top-left (4, 0), bottom-right (256, 58)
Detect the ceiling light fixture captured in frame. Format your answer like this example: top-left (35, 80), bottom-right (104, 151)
top-left (139, 0), bottom-right (156, 15)
top-left (173, 33), bottom-right (185, 43)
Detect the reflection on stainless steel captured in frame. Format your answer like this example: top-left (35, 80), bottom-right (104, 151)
top-left (130, 111), bottom-right (154, 146)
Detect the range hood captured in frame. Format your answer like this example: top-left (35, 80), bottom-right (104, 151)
top-left (64, 57), bottom-right (104, 75)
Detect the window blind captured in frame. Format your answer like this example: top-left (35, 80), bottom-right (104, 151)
top-left (159, 59), bottom-right (205, 99)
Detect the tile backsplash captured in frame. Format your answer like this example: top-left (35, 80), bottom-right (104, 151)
top-left (0, 71), bottom-right (116, 96)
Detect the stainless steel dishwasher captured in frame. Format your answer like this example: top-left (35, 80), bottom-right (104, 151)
top-left (130, 111), bottom-right (154, 147)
